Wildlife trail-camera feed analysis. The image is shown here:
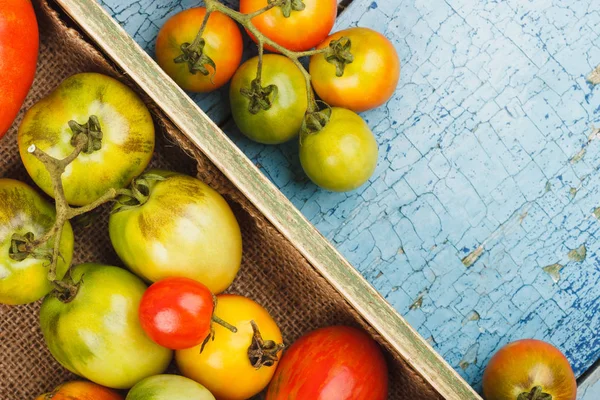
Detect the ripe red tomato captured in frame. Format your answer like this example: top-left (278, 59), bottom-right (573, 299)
top-left (240, 0), bottom-right (337, 52)
top-left (482, 339), bottom-right (577, 400)
top-left (0, 0), bottom-right (39, 138)
top-left (310, 27), bottom-right (400, 112)
top-left (156, 7), bottom-right (243, 92)
top-left (266, 326), bottom-right (388, 400)
top-left (139, 277), bottom-right (215, 350)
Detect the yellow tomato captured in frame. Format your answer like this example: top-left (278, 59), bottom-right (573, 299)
top-left (176, 295), bottom-right (283, 400)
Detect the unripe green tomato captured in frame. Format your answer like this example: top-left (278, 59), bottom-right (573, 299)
top-left (230, 54), bottom-right (308, 144)
top-left (40, 263), bottom-right (173, 389)
top-left (300, 107), bottom-right (378, 192)
top-left (0, 179), bottom-right (73, 305)
top-left (126, 375), bottom-right (215, 400)
top-left (108, 170), bottom-right (242, 294)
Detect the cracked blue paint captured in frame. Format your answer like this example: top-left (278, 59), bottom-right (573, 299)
top-left (98, 0), bottom-right (600, 396)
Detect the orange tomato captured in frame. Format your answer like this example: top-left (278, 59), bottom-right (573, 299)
top-left (310, 27), bottom-right (400, 112)
top-left (240, 0), bottom-right (337, 52)
top-left (176, 294), bottom-right (283, 400)
top-left (482, 339), bottom-right (577, 400)
top-left (156, 7), bottom-right (243, 92)
top-left (34, 381), bottom-right (123, 400)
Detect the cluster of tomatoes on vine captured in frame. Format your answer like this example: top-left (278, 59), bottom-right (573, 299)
top-left (156, 0), bottom-right (401, 192)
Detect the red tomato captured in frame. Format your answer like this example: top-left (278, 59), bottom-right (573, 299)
top-left (482, 339), bottom-right (577, 400)
top-left (240, 0), bottom-right (337, 52)
top-left (139, 277), bottom-right (215, 350)
top-left (266, 326), bottom-right (388, 400)
top-left (0, 0), bottom-right (39, 138)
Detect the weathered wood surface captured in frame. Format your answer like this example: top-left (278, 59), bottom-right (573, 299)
top-left (97, 0), bottom-right (600, 395)
top-left (59, 0), bottom-right (481, 398)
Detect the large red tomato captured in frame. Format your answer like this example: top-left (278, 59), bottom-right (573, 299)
top-left (240, 0), bottom-right (337, 52)
top-left (482, 339), bottom-right (577, 400)
top-left (266, 326), bottom-right (388, 400)
top-left (0, 0), bottom-right (39, 138)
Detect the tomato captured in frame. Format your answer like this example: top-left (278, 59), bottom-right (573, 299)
top-left (34, 381), bottom-right (123, 400)
top-left (0, 179), bottom-right (73, 305)
top-left (240, 0), bottom-right (337, 52)
top-left (310, 28), bottom-right (400, 112)
top-left (40, 263), bottom-right (172, 389)
top-left (266, 326), bottom-right (388, 400)
top-left (300, 108), bottom-right (378, 192)
top-left (176, 294), bottom-right (283, 400)
top-left (482, 339), bottom-right (577, 400)
top-left (139, 277), bottom-right (215, 350)
top-left (126, 375), bottom-right (215, 400)
top-left (230, 54), bottom-right (308, 144)
top-left (156, 7), bottom-right (243, 93)
top-left (0, 0), bottom-right (39, 138)
top-left (108, 170), bottom-right (242, 294)
top-left (18, 73), bottom-right (155, 206)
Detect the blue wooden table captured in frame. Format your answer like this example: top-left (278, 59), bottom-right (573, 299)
top-left (99, 0), bottom-right (600, 397)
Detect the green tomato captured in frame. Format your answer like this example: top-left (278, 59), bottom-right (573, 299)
top-left (230, 54), bottom-right (308, 144)
top-left (39, 263), bottom-right (172, 389)
top-left (126, 375), bottom-right (215, 400)
top-left (300, 107), bottom-right (378, 192)
top-left (18, 73), bottom-right (155, 206)
top-left (108, 170), bottom-right (242, 294)
top-left (0, 179), bottom-right (73, 305)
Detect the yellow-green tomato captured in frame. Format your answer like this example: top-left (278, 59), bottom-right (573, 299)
top-left (18, 73), bottom-right (155, 206)
top-left (39, 263), bottom-right (172, 389)
top-left (126, 375), bottom-right (215, 400)
top-left (108, 170), bottom-right (242, 294)
top-left (230, 54), bottom-right (308, 144)
top-left (0, 179), bottom-right (73, 305)
top-left (300, 108), bottom-right (378, 192)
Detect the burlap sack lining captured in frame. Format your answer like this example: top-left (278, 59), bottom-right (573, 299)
top-left (0, 1), bottom-right (443, 398)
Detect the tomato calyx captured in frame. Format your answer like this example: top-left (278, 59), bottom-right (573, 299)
top-left (247, 320), bottom-right (285, 368)
top-left (240, 78), bottom-right (279, 114)
top-left (9, 232), bottom-right (54, 263)
top-left (174, 39), bottom-right (217, 78)
top-left (112, 173), bottom-right (166, 213)
top-left (268, 0), bottom-right (306, 18)
top-left (69, 115), bottom-right (103, 154)
top-left (51, 274), bottom-right (82, 304)
top-left (517, 386), bottom-right (552, 400)
top-left (300, 104), bottom-right (331, 138)
top-left (324, 36), bottom-right (354, 77)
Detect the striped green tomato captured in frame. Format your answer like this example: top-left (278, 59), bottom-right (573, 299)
top-left (39, 263), bottom-right (172, 389)
top-left (108, 170), bottom-right (242, 294)
top-left (126, 375), bottom-right (215, 400)
top-left (0, 179), bottom-right (73, 305)
top-left (18, 73), bottom-right (155, 206)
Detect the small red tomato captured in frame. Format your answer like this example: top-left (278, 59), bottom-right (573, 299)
top-left (482, 339), bottom-right (577, 400)
top-left (266, 326), bottom-right (388, 400)
top-left (139, 277), bottom-right (214, 350)
top-left (0, 0), bottom-right (39, 138)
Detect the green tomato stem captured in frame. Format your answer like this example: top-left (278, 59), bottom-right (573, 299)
top-left (212, 315), bottom-right (238, 333)
top-left (204, 0), bottom-right (326, 113)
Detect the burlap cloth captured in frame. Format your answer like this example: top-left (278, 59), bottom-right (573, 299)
top-left (0, 1), bottom-right (443, 399)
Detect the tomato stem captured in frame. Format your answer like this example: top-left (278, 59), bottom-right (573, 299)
top-left (517, 386), bottom-right (552, 400)
top-left (212, 315), bottom-right (238, 333)
top-left (204, 0), bottom-right (327, 114)
top-left (21, 132), bottom-right (131, 285)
